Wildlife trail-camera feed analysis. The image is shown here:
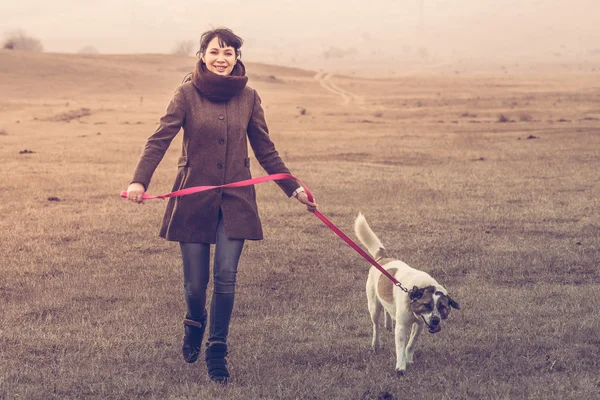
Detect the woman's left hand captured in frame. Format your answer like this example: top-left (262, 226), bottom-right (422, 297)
top-left (296, 192), bottom-right (318, 212)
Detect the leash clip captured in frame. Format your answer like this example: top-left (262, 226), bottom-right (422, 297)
top-left (395, 282), bottom-right (409, 293)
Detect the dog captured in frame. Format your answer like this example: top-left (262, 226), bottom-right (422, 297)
top-left (354, 213), bottom-right (460, 375)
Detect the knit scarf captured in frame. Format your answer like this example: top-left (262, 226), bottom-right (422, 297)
top-left (191, 59), bottom-right (248, 102)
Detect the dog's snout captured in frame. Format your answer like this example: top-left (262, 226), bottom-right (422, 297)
top-left (430, 317), bottom-right (440, 326)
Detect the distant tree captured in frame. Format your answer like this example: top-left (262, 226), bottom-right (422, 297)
top-left (323, 46), bottom-right (358, 59)
top-left (78, 45), bottom-right (99, 54)
top-left (418, 47), bottom-right (429, 59)
top-left (172, 40), bottom-right (196, 56)
top-left (3, 30), bottom-right (43, 52)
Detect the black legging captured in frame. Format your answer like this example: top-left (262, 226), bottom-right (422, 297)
top-left (179, 211), bottom-right (244, 343)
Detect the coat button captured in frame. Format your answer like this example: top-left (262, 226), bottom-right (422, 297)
top-left (215, 188), bottom-right (221, 193)
top-left (217, 163), bottom-right (223, 169)
top-left (218, 115), bottom-right (224, 120)
top-left (218, 139), bottom-right (225, 145)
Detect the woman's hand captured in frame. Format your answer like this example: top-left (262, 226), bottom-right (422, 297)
top-left (126, 182), bottom-right (146, 204)
top-left (296, 191), bottom-right (318, 212)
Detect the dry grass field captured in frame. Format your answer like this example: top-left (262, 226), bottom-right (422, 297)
top-left (1, 50), bottom-right (599, 399)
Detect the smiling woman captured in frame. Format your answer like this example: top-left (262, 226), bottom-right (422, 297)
top-left (125, 26), bottom-right (317, 386)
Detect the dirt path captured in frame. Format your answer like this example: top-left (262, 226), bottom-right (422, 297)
top-left (314, 72), bottom-right (367, 108)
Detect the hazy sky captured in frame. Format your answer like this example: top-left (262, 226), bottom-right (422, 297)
top-left (1, 1), bottom-right (599, 67)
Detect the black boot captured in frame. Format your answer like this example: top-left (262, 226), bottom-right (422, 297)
top-left (205, 341), bottom-right (229, 384)
top-left (182, 317), bottom-right (206, 363)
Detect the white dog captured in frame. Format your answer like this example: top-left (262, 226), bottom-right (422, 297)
top-left (354, 213), bottom-right (460, 375)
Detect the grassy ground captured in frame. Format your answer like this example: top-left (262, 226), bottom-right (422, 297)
top-left (1, 51), bottom-right (599, 399)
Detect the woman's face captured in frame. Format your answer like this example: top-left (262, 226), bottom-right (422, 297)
top-left (201, 36), bottom-right (237, 76)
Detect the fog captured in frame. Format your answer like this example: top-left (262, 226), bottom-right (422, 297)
top-left (2, 0), bottom-right (599, 69)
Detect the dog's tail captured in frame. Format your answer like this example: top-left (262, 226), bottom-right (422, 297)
top-left (354, 213), bottom-right (387, 260)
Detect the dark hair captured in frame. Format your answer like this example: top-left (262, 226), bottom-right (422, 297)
top-left (197, 27), bottom-right (243, 60)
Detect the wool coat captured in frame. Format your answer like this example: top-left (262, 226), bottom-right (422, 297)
top-left (131, 82), bottom-right (300, 243)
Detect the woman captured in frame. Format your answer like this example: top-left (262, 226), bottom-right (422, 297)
top-left (126, 27), bottom-right (317, 384)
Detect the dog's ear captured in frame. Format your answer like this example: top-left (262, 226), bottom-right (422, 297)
top-left (409, 286), bottom-right (423, 301)
top-left (448, 295), bottom-right (460, 310)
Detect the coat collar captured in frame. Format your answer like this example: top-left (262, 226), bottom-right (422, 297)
top-left (191, 59), bottom-right (248, 103)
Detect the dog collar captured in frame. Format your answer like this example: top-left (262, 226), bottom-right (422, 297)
top-left (419, 315), bottom-right (440, 334)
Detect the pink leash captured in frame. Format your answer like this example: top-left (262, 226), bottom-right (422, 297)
top-left (120, 174), bottom-right (408, 292)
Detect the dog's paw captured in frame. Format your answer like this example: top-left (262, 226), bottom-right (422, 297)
top-left (406, 353), bottom-right (414, 364)
top-left (395, 368), bottom-right (406, 376)
top-left (385, 323), bottom-right (393, 332)
top-left (371, 343), bottom-right (383, 353)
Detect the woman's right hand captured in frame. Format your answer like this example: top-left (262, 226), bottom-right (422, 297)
top-left (126, 182), bottom-right (146, 204)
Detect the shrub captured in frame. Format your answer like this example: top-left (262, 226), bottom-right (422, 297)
top-left (3, 30), bottom-right (43, 52)
top-left (519, 113), bottom-right (533, 122)
top-left (171, 40), bottom-right (195, 56)
top-left (497, 114), bottom-right (510, 123)
top-left (78, 46), bottom-right (99, 54)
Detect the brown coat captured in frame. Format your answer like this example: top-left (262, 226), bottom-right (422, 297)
top-left (131, 82), bottom-right (300, 243)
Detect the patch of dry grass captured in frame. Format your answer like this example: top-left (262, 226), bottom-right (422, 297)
top-left (1, 53), bottom-right (599, 399)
